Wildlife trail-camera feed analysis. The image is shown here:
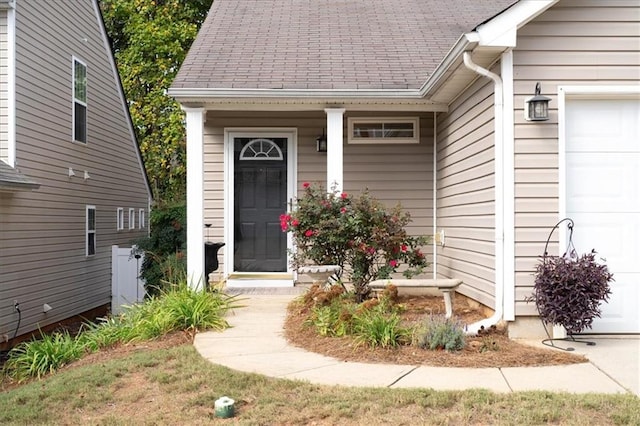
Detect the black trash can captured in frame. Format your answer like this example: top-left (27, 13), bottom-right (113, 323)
top-left (204, 242), bottom-right (225, 287)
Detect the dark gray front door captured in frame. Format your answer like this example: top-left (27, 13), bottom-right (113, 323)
top-left (233, 137), bottom-right (287, 272)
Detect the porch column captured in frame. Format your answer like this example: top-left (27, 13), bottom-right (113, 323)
top-left (324, 108), bottom-right (345, 192)
top-left (183, 106), bottom-right (205, 290)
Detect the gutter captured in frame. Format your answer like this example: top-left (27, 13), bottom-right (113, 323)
top-left (462, 52), bottom-right (505, 335)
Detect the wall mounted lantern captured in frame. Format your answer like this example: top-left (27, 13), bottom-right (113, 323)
top-left (316, 130), bottom-right (327, 152)
top-left (525, 82), bottom-right (551, 121)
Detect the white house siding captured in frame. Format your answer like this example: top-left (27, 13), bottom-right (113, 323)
top-left (0, 9), bottom-right (7, 162)
top-left (436, 76), bottom-right (496, 308)
top-left (0, 1), bottom-right (150, 341)
top-left (512, 0), bottom-right (640, 316)
top-left (203, 110), bottom-right (434, 275)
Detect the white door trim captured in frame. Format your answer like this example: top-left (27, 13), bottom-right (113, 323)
top-left (223, 128), bottom-right (298, 284)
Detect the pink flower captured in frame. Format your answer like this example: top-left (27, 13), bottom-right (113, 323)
top-left (401, 244), bottom-right (408, 252)
top-left (304, 229), bottom-right (314, 237)
top-left (303, 182), bottom-right (310, 188)
top-left (291, 219), bottom-right (299, 227)
top-left (341, 192), bottom-right (348, 199)
top-left (368, 247), bottom-right (376, 255)
top-left (340, 207), bottom-right (347, 214)
top-left (389, 259), bottom-right (398, 268)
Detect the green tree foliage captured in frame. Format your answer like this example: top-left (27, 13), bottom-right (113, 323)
top-left (99, 0), bottom-right (212, 202)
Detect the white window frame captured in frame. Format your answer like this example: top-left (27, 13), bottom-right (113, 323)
top-left (86, 205), bottom-right (96, 257)
top-left (128, 208), bottom-right (135, 230)
top-left (139, 208), bottom-right (146, 229)
top-left (347, 117), bottom-right (419, 144)
top-left (117, 207), bottom-right (124, 230)
top-left (72, 57), bottom-right (87, 143)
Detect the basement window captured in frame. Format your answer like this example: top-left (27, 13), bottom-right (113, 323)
top-left (348, 117), bottom-right (419, 144)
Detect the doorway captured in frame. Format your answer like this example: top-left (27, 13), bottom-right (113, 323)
top-left (226, 130), bottom-right (296, 284)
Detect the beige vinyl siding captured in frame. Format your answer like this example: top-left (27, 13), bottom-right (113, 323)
top-left (203, 110), bottom-right (434, 274)
top-left (0, 0), bottom-right (150, 340)
top-left (436, 75), bottom-right (496, 308)
top-left (0, 10), bottom-right (7, 161)
top-left (512, 0), bottom-right (640, 316)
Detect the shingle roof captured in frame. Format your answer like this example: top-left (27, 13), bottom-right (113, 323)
top-left (0, 160), bottom-right (39, 191)
top-left (172, 0), bottom-right (516, 91)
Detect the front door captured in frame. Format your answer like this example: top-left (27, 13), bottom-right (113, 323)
top-left (233, 136), bottom-right (289, 273)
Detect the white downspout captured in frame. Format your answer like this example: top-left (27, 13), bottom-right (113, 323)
top-left (462, 52), bottom-right (504, 334)
top-left (432, 111), bottom-right (438, 280)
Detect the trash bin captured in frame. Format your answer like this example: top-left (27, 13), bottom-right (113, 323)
top-left (204, 242), bottom-right (225, 287)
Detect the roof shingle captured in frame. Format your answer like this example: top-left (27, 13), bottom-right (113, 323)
top-left (172, 0), bottom-right (516, 91)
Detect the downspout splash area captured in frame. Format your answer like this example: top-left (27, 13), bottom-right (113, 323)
top-left (462, 52), bottom-right (505, 334)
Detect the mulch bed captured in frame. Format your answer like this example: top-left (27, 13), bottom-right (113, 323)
top-left (284, 293), bottom-right (587, 368)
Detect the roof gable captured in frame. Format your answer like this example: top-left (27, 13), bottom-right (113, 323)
top-left (172, 0), bottom-right (516, 92)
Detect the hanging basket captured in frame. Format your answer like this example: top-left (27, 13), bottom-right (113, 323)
top-left (528, 218), bottom-right (613, 349)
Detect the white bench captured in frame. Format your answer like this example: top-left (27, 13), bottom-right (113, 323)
top-left (369, 278), bottom-right (462, 318)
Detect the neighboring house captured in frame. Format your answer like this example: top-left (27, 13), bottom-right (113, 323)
top-left (0, 0), bottom-right (151, 348)
top-left (169, 0), bottom-right (639, 337)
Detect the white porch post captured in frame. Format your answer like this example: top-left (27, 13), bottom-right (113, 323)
top-left (183, 106), bottom-right (205, 290)
top-left (324, 108), bottom-right (345, 192)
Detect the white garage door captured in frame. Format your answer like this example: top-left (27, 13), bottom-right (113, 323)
top-left (566, 98), bottom-right (640, 334)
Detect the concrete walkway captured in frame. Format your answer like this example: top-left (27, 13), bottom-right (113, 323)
top-left (194, 293), bottom-right (640, 395)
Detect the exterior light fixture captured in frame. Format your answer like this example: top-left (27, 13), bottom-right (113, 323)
top-left (525, 82), bottom-right (551, 121)
top-left (316, 130), bottom-right (327, 152)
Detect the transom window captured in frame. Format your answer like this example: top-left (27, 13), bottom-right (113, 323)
top-left (348, 117), bottom-right (419, 144)
top-left (73, 58), bottom-right (87, 143)
top-left (239, 138), bottom-right (284, 160)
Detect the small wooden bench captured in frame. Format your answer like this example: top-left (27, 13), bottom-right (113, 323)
top-left (369, 279), bottom-right (462, 318)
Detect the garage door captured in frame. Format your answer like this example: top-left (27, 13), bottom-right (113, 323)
top-left (566, 98), bottom-right (640, 334)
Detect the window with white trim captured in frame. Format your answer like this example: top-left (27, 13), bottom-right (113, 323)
top-left (86, 206), bottom-right (96, 256)
top-left (347, 117), bottom-right (419, 144)
top-left (73, 58), bottom-right (87, 143)
top-left (117, 208), bottom-right (124, 230)
top-left (139, 209), bottom-right (146, 229)
top-left (129, 208), bottom-right (135, 230)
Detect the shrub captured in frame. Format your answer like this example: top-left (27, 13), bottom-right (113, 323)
top-left (133, 202), bottom-right (186, 295)
top-left (281, 183), bottom-right (428, 301)
top-left (413, 315), bottom-right (466, 352)
top-left (352, 305), bottom-right (409, 348)
top-left (530, 250), bottom-right (613, 334)
top-left (4, 331), bottom-right (89, 381)
top-left (3, 284), bottom-right (239, 381)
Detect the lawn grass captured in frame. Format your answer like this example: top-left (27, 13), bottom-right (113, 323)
top-left (1, 341), bottom-right (637, 425)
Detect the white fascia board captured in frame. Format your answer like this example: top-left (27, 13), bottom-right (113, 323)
top-left (476, 0), bottom-right (558, 47)
top-left (418, 32), bottom-right (479, 96)
top-left (168, 87), bottom-right (424, 99)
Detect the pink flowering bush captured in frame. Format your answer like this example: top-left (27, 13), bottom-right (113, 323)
top-left (281, 183), bottom-right (428, 301)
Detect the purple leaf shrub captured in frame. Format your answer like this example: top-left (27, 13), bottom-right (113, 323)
top-left (531, 250), bottom-right (613, 334)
